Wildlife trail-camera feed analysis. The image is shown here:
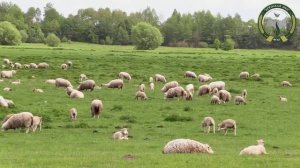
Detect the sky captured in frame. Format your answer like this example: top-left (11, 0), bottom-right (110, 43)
top-left (2, 0), bottom-right (300, 21)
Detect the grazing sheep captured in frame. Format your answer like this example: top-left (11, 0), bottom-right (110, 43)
top-left (279, 96), bottom-right (287, 102)
top-left (164, 86), bottom-right (186, 100)
top-left (209, 81), bottom-right (225, 91)
top-left (29, 63), bottom-right (38, 69)
top-left (0, 96), bottom-right (9, 108)
top-left (23, 64), bottom-right (30, 68)
top-left (78, 79), bottom-right (96, 91)
top-left (2, 114), bottom-right (14, 124)
top-left (154, 74), bottom-right (167, 83)
top-left (37, 62), bottom-right (49, 69)
top-left (211, 88), bottom-right (218, 95)
top-left (242, 89), bottom-right (247, 98)
top-left (31, 116), bottom-right (42, 132)
top-left (66, 86), bottom-right (74, 96)
top-left (184, 71), bottom-right (197, 78)
top-left (1, 112), bottom-right (33, 133)
top-left (0, 70), bottom-right (16, 78)
top-left (45, 79), bottom-right (56, 85)
top-left (101, 79), bottom-right (124, 89)
top-left (201, 117), bottom-right (215, 133)
top-left (33, 88), bottom-right (44, 93)
top-left (79, 74), bottom-right (87, 82)
top-left (55, 78), bottom-right (72, 88)
top-left (185, 84), bottom-right (194, 93)
top-left (69, 108), bottom-right (77, 121)
top-left (150, 82), bottom-right (154, 91)
top-left (218, 119), bottom-right (237, 136)
top-left (211, 95), bottom-right (221, 104)
top-left (113, 128), bottom-right (129, 140)
top-left (138, 83), bottom-right (145, 92)
top-left (217, 90), bottom-right (231, 103)
top-left (14, 63), bottom-right (22, 69)
top-left (198, 74), bottom-right (213, 82)
top-left (198, 85), bottom-right (212, 96)
top-left (119, 72), bottom-right (132, 80)
top-left (11, 79), bottom-right (21, 85)
top-left (162, 139), bottom-right (214, 154)
top-left (5, 99), bottom-right (15, 108)
top-left (3, 87), bottom-right (12, 92)
top-left (70, 90), bottom-right (84, 99)
top-left (161, 81), bottom-right (179, 92)
top-left (281, 81), bottom-right (292, 87)
top-left (3, 58), bottom-right (10, 64)
top-left (149, 77), bottom-right (154, 83)
top-left (235, 96), bottom-right (246, 105)
top-left (240, 139), bottom-right (268, 155)
top-left (61, 63), bottom-right (68, 70)
top-left (239, 71), bottom-right (250, 79)
top-left (90, 99), bottom-right (103, 118)
top-left (135, 90), bottom-right (148, 100)
top-left (66, 60), bottom-right (73, 67)
top-left (185, 90), bottom-right (193, 101)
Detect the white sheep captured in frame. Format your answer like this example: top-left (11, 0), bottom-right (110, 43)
top-left (149, 77), bottom-right (154, 83)
top-left (235, 95), bottom-right (246, 105)
top-left (11, 79), bottom-right (21, 85)
top-left (135, 90), bottom-right (148, 100)
top-left (164, 86), bottom-right (186, 100)
top-left (240, 139), bottom-right (268, 155)
top-left (70, 90), bottom-right (84, 99)
top-left (119, 72), bottom-right (132, 80)
top-left (31, 116), bottom-right (42, 132)
top-left (211, 88), bottom-right (218, 95)
top-left (69, 108), bottom-right (77, 121)
top-left (161, 81), bottom-right (179, 92)
top-left (279, 96), bottom-right (287, 102)
top-left (239, 71), bottom-right (250, 79)
top-left (138, 83), bottom-right (145, 92)
top-left (184, 71), bottom-right (197, 78)
top-left (78, 79), bottom-right (96, 91)
top-left (150, 82), bottom-right (154, 91)
top-left (3, 58), bottom-right (10, 64)
top-left (185, 90), bottom-right (193, 101)
top-left (45, 79), bottom-right (56, 85)
top-left (66, 86), bottom-right (74, 96)
top-left (281, 81), bottom-right (292, 87)
top-left (3, 87), bottom-right (12, 92)
top-left (0, 96), bottom-right (9, 108)
top-left (66, 60), bottom-right (73, 67)
top-left (23, 64), bottom-right (30, 68)
top-left (112, 128), bottom-right (129, 140)
top-left (198, 84), bottom-right (212, 96)
top-left (211, 95), bottom-right (221, 104)
top-left (185, 84), bottom-right (194, 93)
top-left (33, 88), bottom-right (44, 93)
top-left (242, 89), bottom-right (247, 98)
top-left (29, 63), bottom-right (38, 69)
top-left (90, 99), bottom-right (103, 118)
top-left (0, 70), bottom-right (16, 78)
top-left (201, 117), bottom-right (215, 133)
top-left (198, 74), bottom-right (212, 82)
top-left (55, 78), bottom-right (72, 88)
top-left (1, 112), bottom-right (33, 133)
top-left (14, 63), bottom-right (22, 69)
top-left (101, 79), bottom-right (124, 89)
top-left (61, 63), bottom-right (68, 70)
top-left (154, 74), bottom-right (167, 83)
top-left (162, 139), bottom-right (214, 154)
top-left (209, 81), bottom-right (225, 91)
top-left (218, 119), bottom-right (237, 136)
top-left (251, 73), bottom-right (260, 79)
top-left (37, 62), bottom-right (49, 69)
top-left (79, 74), bottom-right (87, 82)
top-left (5, 99), bottom-right (15, 108)
top-left (217, 90), bottom-right (231, 103)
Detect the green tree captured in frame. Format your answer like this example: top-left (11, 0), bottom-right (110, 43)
top-left (214, 38), bottom-right (221, 50)
top-left (27, 24), bottom-right (44, 43)
top-left (0, 21), bottom-right (21, 45)
top-left (131, 22), bottom-right (163, 50)
top-left (222, 38), bottom-right (235, 51)
top-left (19, 30), bottom-right (28, 42)
top-left (45, 33), bottom-right (60, 47)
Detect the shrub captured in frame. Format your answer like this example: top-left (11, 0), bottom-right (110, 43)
top-left (105, 36), bottom-right (113, 45)
top-left (222, 39), bottom-right (235, 51)
top-left (61, 36), bottom-right (68, 42)
top-left (20, 30), bottom-right (28, 42)
top-left (45, 33), bottom-right (60, 47)
top-left (214, 38), bottom-right (221, 50)
top-left (0, 21), bottom-right (21, 45)
top-left (198, 41), bottom-right (208, 48)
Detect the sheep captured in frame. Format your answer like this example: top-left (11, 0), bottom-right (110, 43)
top-left (185, 90), bottom-right (193, 101)
top-left (66, 60), bottom-right (73, 67)
top-left (201, 117), bottom-right (215, 133)
top-left (119, 72), bottom-right (132, 80)
top-left (79, 74), bottom-right (87, 82)
top-left (33, 88), bottom-right (44, 93)
top-left (184, 71), bottom-right (197, 78)
top-left (23, 64), bottom-right (30, 68)
top-left (1, 112), bottom-right (33, 133)
top-left (45, 79), bottom-right (56, 85)
top-left (154, 74), bottom-right (167, 83)
top-left (149, 77), bottom-right (154, 83)
top-left (101, 79), bottom-right (123, 89)
top-left (0, 96), bottom-right (9, 108)
top-left (69, 108), bottom-right (77, 121)
top-left (235, 96), bottom-right (247, 105)
top-left (162, 139), bottom-right (214, 154)
top-left (37, 62), bottom-right (49, 69)
top-left (0, 70), bottom-right (16, 78)
top-left (90, 99), bottom-right (103, 118)
top-left (240, 139), bottom-right (268, 155)
top-left (112, 128), bottom-right (129, 140)
top-left (2, 114), bottom-right (14, 124)
top-left (14, 63), bottom-right (22, 69)
top-left (66, 86), bottom-right (74, 96)
top-left (161, 81), bottom-right (179, 92)
top-left (211, 95), bottom-right (221, 104)
top-left (150, 82), bottom-right (154, 91)
top-left (209, 81), bottom-right (225, 91)
top-left (239, 71), bottom-right (250, 79)
top-left (3, 58), bottom-right (10, 64)
top-left (61, 63), bottom-right (68, 70)
top-left (217, 90), bottom-right (231, 103)
top-left (279, 96), bottom-right (287, 102)
top-left (5, 99), bottom-right (15, 108)
top-left (29, 63), bottom-right (38, 69)
top-left (70, 90), bottom-right (84, 99)
top-left (164, 86), bottom-right (186, 100)
top-left (3, 87), bottom-right (12, 92)
top-left (198, 74), bottom-right (212, 82)
top-left (242, 89), bottom-right (247, 98)
top-left (138, 83), bottom-right (145, 92)
top-left (281, 81), bottom-right (292, 87)
top-left (185, 84), bottom-right (194, 93)
top-left (78, 79), bottom-right (96, 91)
top-left (31, 116), bottom-right (42, 132)
top-left (55, 78), bottom-right (72, 88)
top-left (218, 119), bottom-right (237, 136)
top-left (251, 73), bottom-right (260, 79)
top-left (11, 79), bottom-right (21, 85)
top-left (198, 84), bottom-right (211, 96)
top-left (135, 90), bottom-right (148, 100)
top-left (211, 88), bottom-right (218, 95)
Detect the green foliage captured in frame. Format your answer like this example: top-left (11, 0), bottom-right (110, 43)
top-left (198, 41), bottom-right (209, 48)
top-left (222, 38), bottom-right (235, 51)
top-left (164, 114), bottom-right (193, 122)
top-left (214, 38), bottom-right (221, 50)
top-left (131, 22), bottom-right (163, 50)
top-left (61, 36), bottom-right (68, 42)
top-left (19, 29), bottom-right (28, 42)
top-left (105, 36), bottom-right (113, 45)
top-left (0, 21), bottom-right (21, 45)
top-left (27, 24), bottom-right (44, 43)
top-left (45, 33), bottom-right (60, 47)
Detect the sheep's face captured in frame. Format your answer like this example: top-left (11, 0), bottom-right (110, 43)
top-left (257, 139), bottom-right (265, 145)
top-left (121, 128), bottom-right (128, 136)
top-left (204, 144), bottom-right (214, 154)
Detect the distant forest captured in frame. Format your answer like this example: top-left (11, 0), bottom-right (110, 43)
top-left (1, 2), bottom-right (299, 49)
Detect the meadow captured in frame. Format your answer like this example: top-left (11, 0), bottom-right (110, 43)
top-left (0, 43), bottom-right (300, 168)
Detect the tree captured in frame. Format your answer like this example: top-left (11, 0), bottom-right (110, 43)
top-left (19, 30), bottom-right (28, 42)
top-left (45, 33), bottom-right (60, 47)
top-left (0, 21), bottom-right (21, 45)
top-left (214, 39), bottom-right (221, 50)
top-left (222, 38), bottom-right (235, 51)
top-left (131, 22), bottom-right (163, 50)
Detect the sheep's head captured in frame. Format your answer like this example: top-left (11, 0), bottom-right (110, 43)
top-left (257, 139), bottom-right (265, 145)
top-left (121, 128), bottom-right (128, 136)
top-left (203, 144), bottom-right (214, 154)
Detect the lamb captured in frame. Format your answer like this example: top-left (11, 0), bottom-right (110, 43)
top-left (211, 95), bottom-right (221, 104)
top-left (198, 85), bottom-right (212, 96)
top-left (101, 79), bottom-right (124, 89)
top-left (198, 74), bottom-right (213, 82)
top-left (14, 63), bottom-right (22, 69)
top-left (119, 72), bottom-right (132, 80)
top-left (218, 119), bottom-right (237, 136)
top-left (45, 79), bottom-right (56, 85)
top-left (0, 70), bottom-right (16, 78)
top-left (55, 78), bottom-right (72, 88)
top-left (209, 81), bottom-right (225, 91)
top-left (3, 87), bottom-right (12, 92)
top-left (11, 79), bottom-right (21, 85)
top-left (135, 90), bottom-right (148, 100)
top-left (66, 60), bottom-right (73, 67)
top-left (235, 96), bottom-right (247, 105)
top-left (29, 63), bottom-right (38, 69)
top-left (281, 81), bottom-right (292, 87)
top-left (23, 64), bottom-right (30, 68)
top-left (78, 79), bottom-right (96, 91)
top-left (112, 128), bottom-right (129, 140)
top-left (184, 71), bottom-right (197, 78)
top-left (239, 71), bottom-right (250, 79)
top-left (1, 112), bottom-right (33, 133)
top-left (185, 84), bottom-right (194, 93)
top-left (37, 62), bottom-right (49, 69)
top-left (3, 58), bottom-right (10, 64)
top-left (251, 73), bottom-right (260, 78)
top-left (61, 63), bottom-right (68, 70)
top-left (217, 90), bottom-right (231, 103)
top-left (164, 86), bottom-right (186, 100)
top-left (161, 81), bottom-right (179, 92)
top-left (162, 139), bottom-right (214, 154)
top-left (31, 116), bottom-right (42, 132)
top-left (70, 90), bottom-right (84, 99)
top-left (240, 139), bottom-right (268, 155)
top-left (201, 117), bottom-right (215, 133)
top-left (69, 108), bottom-right (77, 121)
top-left (154, 74), bottom-right (167, 83)
top-left (149, 77), bottom-right (154, 83)
top-left (33, 88), bottom-right (44, 93)
top-left (138, 83), bottom-right (145, 92)
top-left (79, 74), bottom-right (87, 82)
top-left (90, 99), bottom-right (103, 118)
top-left (242, 89), bottom-right (247, 98)
top-left (279, 96), bottom-right (287, 102)
top-left (150, 82), bottom-right (154, 91)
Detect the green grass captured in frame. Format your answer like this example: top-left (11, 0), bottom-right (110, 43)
top-left (0, 42), bottom-right (300, 167)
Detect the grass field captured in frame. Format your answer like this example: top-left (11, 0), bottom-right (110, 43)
top-left (0, 43), bottom-right (300, 168)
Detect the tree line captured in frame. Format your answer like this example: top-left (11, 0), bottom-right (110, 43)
top-left (0, 2), bottom-right (299, 49)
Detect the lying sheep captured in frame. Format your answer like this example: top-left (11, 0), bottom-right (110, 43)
top-left (184, 71), bottom-right (197, 78)
top-left (66, 60), bottom-right (73, 67)
top-left (11, 79), bottom-right (21, 85)
top-left (240, 139), bottom-right (268, 155)
top-left (164, 86), bottom-right (186, 100)
top-left (0, 96), bottom-right (9, 108)
top-left (218, 119), bottom-right (237, 136)
top-left (3, 87), bottom-right (12, 92)
top-left (69, 108), bottom-right (77, 121)
top-left (209, 81), bottom-right (225, 91)
top-left (45, 79), bottom-right (56, 85)
top-left (217, 90), bottom-right (231, 103)
top-left (138, 83), bottom-right (145, 92)
top-left (1, 112), bottom-right (33, 133)
top-left (0, 70), bottom-right (16, 78)
top-left (79, 74), bottom-right (87, 82)
top-left (242, 89), bottom-right (247, 98)
top-left (150, 82), bottom-right (154, 91)
top-left (162, 139), bottom-right (214, 154)
top-left (185, 84), bottom-right (194, 93)
top-left (135, 90), bottom-right (148, 100)
top-left (112, 128), bottom-right (129, 140)
top-left (211, 95), bottom-right (221, 104)
top-left (235, 96), bottom-right (246, 105)
top-left (198, 74), bottom-right (212, 82)
top-left (33, 88), bottom-right (44, 93)
top-left (37, 62), bottom-right (49, 69)
top-left (251, 73), bottom-right (260, 79)
top-left (31, 116), bottom-right (42, 132)
top-left (66, 86), bottom-right (74, 96)
top-left (161, 81), bottom-right (179, 92)
top-left (3, 58), bottom-right (10, 64)
top-left (279, 96), bottom-right (287, 102)
top-left (70, 90), bottom-right (84, 99)
top-left (14, 63), bottom-right (22, 69)
top-left (78, 79), bottom-right (96, 91)
top-left (239, 71), bottom-right (250, 79)
top-left (55, 78), bottom-right (72, 88)
top-left (90, 99), bottom-right (103, 118)
top-left (29, 63), bottom-right (38, 69)
top-left (201, 117), bottom-right (215, 133)
top-left (61, 63), bottom-right (68, 70)
top-left (281, 81), bottom-right (292, 87)
top-left (119, 72), bottom-right (132, 80)
top-left (198, 85), bottom-right (211, 96)
top-left (23, 64), bottom-right (30, 68)
top-left (101, 79), bottom-right (124, 89)
top-left (149, 77), bottom-right (154, 83)
top-left (154, 74), bottom-right (167, 83)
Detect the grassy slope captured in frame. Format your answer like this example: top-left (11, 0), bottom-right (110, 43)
top-left (0, 43), bottom-right (299, 168)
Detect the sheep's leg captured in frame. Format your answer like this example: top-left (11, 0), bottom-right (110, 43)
top-left (224, 129), bottom-right (228, 135)
top-left (234, 128), bottom-right (237, 136)
top-left (213, 125), bottom-right (215, 134)
top-left (207, 126), bottom-right (210, 133)
top-left (26, 128), bottom-right (30, 133)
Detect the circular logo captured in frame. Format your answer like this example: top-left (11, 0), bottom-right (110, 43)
top-left (258, 3), bottom-right (296, 42)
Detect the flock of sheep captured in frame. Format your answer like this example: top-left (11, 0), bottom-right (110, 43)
top-left (0, 58), bottom-right (293, 155)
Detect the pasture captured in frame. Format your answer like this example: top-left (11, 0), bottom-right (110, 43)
top-left (0, 43), bottom-right (299, 168)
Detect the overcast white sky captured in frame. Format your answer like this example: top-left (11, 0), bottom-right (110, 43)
top-left (2, 0), bottom-right (300, 21)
